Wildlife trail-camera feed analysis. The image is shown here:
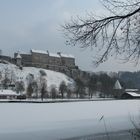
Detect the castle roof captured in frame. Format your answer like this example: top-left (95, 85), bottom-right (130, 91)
top-left (16, 53), bottom-right (22, 59)
top-left (31, 49), bottom-right (75, 58)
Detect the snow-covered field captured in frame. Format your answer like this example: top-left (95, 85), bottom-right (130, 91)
top-left (0, 100), bottom-right (139, 140)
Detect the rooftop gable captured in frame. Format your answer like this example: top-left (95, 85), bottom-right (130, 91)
top-left (113, 80), bottom-right (123, 89)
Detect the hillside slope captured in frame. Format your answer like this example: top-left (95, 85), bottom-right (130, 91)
top-left (0, 62), bottom-right (74, 90)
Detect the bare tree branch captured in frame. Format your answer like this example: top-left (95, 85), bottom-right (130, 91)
top-left (62, 0), bottom-right (140, 66)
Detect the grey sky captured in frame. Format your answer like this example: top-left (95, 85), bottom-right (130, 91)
top-left (0, 0), bottom-right (140, 72)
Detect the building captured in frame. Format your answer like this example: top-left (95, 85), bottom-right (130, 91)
top-left (113, 80), bottom-right (124, 98)
top-left (113, 80), bottom-right (123, 90)
top-left (14, 49), bottom-right (79, 77)
top-left (0, 49), bottom-right (89, 79)
top-left (0, 90), bottom-right (19, 99)
top-left (121, 92), bottom-right (140, 99)
top-left (121, 89), bottom-right (140, 99)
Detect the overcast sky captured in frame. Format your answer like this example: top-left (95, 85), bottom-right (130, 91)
top-left (0, 0), bottom-right (140, 72)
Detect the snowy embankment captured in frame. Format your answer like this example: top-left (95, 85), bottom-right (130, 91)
top-left (0, 100), bottom-right (139, 140)
top-left (0, 63), bottom-right (74, 90)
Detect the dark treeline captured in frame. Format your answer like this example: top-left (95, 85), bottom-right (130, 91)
top-left (119, 71), bottom-right (140, 89)
top-left (74, 73), bottom-right (118, 98)
top-left (74, 70), bottom-right (140, 98)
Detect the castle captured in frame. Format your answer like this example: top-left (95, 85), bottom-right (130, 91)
top-left (0, 49), bottom-right (81, 78)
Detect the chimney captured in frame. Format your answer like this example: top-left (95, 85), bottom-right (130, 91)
top-left (47, 50), bottom-right (49, 55)
top-left (57, 52), bottom-right (61, 57)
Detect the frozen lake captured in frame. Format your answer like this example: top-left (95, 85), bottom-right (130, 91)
top-left (0, 100), bottom-right (139, 139)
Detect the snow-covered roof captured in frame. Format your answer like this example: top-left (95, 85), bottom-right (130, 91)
top-left (31, 49), bottom-right (74, 58)
top-left (60, 53), bottom-right (75, 58)
top-left (113, 80), bottom-right (122, 89)
top-left (125, 92), bottom-right (140, 97)
top-left (49, 53), bottom-right (60, 58)
top-left (31, 49), bottom-right (49, 55)
top-left (125, 89), bottom-right (139, 92)
top-left (16, 54), bottom-right (22, 59)
top-left (0, 90), bottom-right (18, 96)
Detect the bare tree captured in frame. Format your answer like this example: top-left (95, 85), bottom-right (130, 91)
top-left (66, 83), bottom-right (73, 99)
top-left (26, 73), bottom-right (34, 85)
top-left (32, 81), bottom-right (38, 98)
top-left (59, 81), bottom-right (67, 99)
top-left (26, 73), bottom-right (39, 98)
top-left (2, 68), bottom-right (11, 89)
top-left (15, 81), bottom-right (25, 94)
top-left (63, 0), bottom-right (140, 66)
top-left (39, 70), bottom-right (47, 101)
top-left (27, 83), bottom-right (33, 98)
top-left (26, 73), bottom-right (34, 98)
top-left (75, 78), bottom-right (85, 98)
top-left (67, 88), bottom-right (72, 99)
top-left (87, 75), bottom-right (97, 98)
top-left (0, 71), bottom-right (2, 85)
top-left (40, 82), bottom-right (47, 101)
top-left (50, 85), bottom-right (58, 99)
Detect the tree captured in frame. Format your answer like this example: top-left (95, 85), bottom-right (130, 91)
top-left (66, 83), bottom-right (73, 99)
top-left (27, 83), bottom-right (33, 98)
top-left (26, 73), bottom-right (34, 85)
top-left (15, 81), bottom-right (25, 94)
top-left (67, 88), bottom-right (72, 99)
top-left (1, 68), bottom-right (11, 89)
top-left (50, 85), bottom-right (57, 99)
top-left (63, 0), bottom-right (140, 66)
top-left (10, 70), bottom-right (16, 85)
top-left (59, 81), bottom-right (67, 99)
top-left (26, 74), bottom-right (34, 98)
top-left (40, 70), bottom-right (47, 76)
top-left (40, 82), bottom-right (47, 101)
top-left (87, 74), bottom-right (98, 98)
top-left (39, 70), bottom-right (47, 101)
top-left (98, 73), bottom-right (116, 97)
top-left (32, 81), bottom-right (38, 98)
top-left (0, 71), bottom-right (2, 87)
top-left (75, 78), bottom-right (85, 98)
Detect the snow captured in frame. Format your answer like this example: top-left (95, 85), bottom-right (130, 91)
top-left (49, 53), bottom-right (60, 58)
top-left (0, 90), bottom-right (18, 95)
top-left (0, 100), bottom-right (139, 139)
top-left (60, 53), bottom-right (75, 58)
top-left (125, 89), bottom-right (139, 92)
top-left (0, 63), bottom-right (74, 90)
top-left (125, 92), bottom-right (140, 97)
top-left (31, 49), bottom-right (49, 55)
top-left (31, 49), bottom-right (75, 58)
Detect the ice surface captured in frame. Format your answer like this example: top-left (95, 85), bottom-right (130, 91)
top-left (0, 100), bottom-right (139, 139)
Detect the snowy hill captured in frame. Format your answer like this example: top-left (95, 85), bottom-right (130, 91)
top-left (0, 62), bottom-right (74, 91)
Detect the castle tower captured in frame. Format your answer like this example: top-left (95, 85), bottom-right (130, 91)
top-left (113, 80), bottom-right (124, 98)
top-left (15, 53), bottom-right (22, 66)
top-left (113, 80), bottom-right (122, 89)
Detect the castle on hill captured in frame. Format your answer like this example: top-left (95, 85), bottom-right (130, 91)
top-left (0, 49), bottom-right (89, 79)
